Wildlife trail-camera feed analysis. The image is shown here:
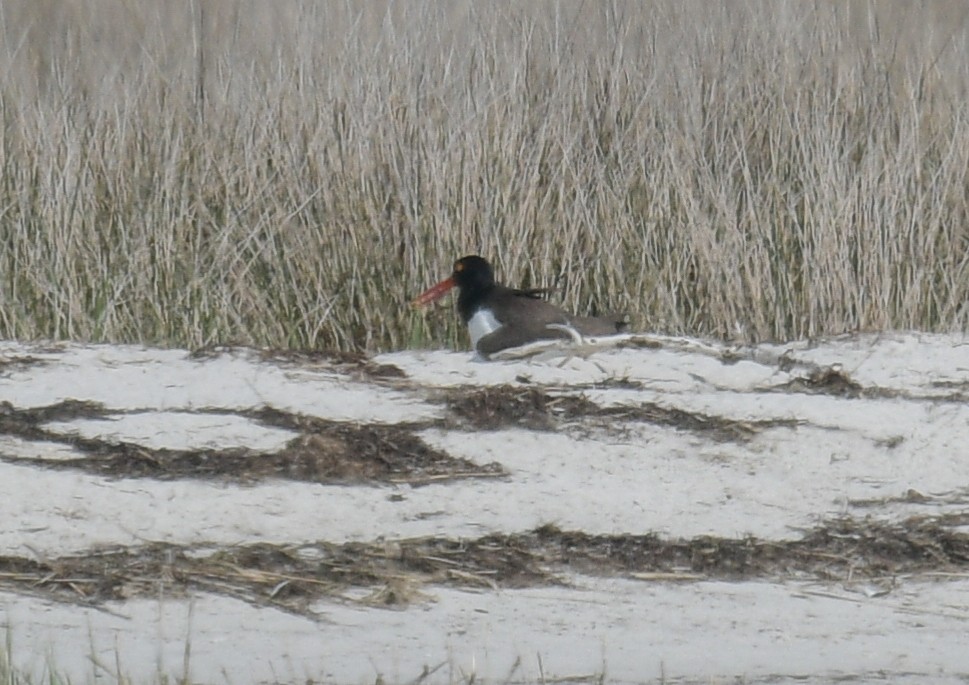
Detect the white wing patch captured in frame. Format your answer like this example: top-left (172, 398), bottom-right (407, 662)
top-left (544, 322), bottom-right (583, 344)
top-left (467, 309), bottom-right (502, 349)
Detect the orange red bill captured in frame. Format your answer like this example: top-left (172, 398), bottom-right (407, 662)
top-left (413, 277), bottom-right (456, 307)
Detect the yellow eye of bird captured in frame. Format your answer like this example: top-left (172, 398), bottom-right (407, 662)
top-left (454, 261), bottom-right (464, 272)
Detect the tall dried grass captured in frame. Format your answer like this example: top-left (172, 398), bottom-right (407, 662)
top-left (1, 1), bottom-right (967, 352)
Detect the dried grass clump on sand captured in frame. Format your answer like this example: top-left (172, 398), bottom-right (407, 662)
top-left (2, 517), bottom-right (967, 615)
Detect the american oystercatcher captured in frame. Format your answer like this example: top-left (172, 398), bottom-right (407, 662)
top-left (414, 255), bottom-right (628, 358)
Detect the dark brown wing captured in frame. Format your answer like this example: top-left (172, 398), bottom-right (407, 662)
top-left (475, 285), bottom-right (628, 357)
top-left (512, 286), bottom-right (558, 299)
top-left (475, 287), bottom-right (574, 356)
top-left (569, 313), bottom-right (630, 336)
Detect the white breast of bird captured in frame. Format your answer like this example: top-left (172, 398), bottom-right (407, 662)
top-left (467, 309), bottom-right (502, 348)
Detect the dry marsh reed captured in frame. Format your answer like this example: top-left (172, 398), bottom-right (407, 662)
top-left (1, 1), bottom-right (968, 352)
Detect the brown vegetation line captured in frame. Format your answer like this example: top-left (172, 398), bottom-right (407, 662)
top-left (0, 1), bottom-right (967, 351)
